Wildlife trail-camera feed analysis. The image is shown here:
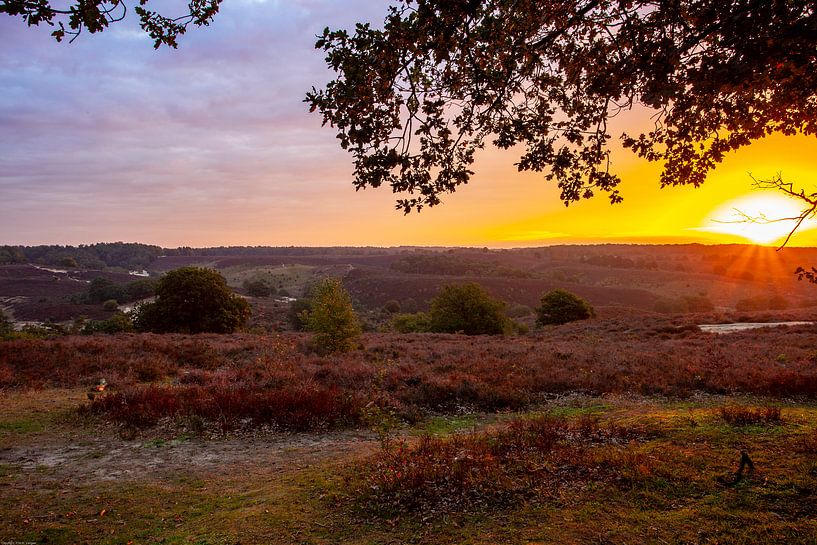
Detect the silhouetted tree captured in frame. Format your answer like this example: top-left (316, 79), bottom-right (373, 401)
top-left (1, 0), bottom-right (221, 47)
top-left (308, 1), bottom-right (817, 213)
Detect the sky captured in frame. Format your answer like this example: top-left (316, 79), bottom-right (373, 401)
top-left (2, 0), bottom-right (817, 249)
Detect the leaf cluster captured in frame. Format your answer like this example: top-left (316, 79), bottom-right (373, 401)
top-left (307, 0), bottom-right (817, 212)
top-left (1, 0), bottom-right (221, 47)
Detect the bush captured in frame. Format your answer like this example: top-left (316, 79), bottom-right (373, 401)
top-left (383, 300), bottom-right (401, 314)
top-left (88, 277), bottom-right (124, 304)
top-left (132, 267), bottom-right (251, 334)
top-left (288, 298), bottom-right (312, 331)
top-left (390, 312), bottom-right (432, 333)
top-left (719, 406), bottom-right (782, 426)
top-left (82, 313), bottom-right (134, 334)
top-left (303, 279), bottom-right (362, 353)
top-left (536, 289), bottom-right (594, 326)
top-left (0, 310), bottom-right (13, 337)
top-left (102, 299), bottom-right (119, 311)
top-left (243, 278), bottom-right (276, 297)
top-left (429, 283), bottom-right (509, 335)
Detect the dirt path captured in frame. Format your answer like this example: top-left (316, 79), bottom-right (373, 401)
top-left (0, 389), bottom-right (378, 487)
top-left (1, 429), bottom-right (377, 486)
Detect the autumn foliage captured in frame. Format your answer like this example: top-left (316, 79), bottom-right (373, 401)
top-left (0, 316), bottom-right (814, 430)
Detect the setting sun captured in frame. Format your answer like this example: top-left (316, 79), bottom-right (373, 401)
top-left (697, 192), bottom-right (817, 245)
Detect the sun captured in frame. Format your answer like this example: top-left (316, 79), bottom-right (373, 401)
top-left (697, 191), bottom-right (817, 245)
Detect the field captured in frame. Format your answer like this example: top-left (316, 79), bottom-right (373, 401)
top-left (3, 245), bottom-right (817, 543)
top-left (6, 243), bottom-right (817, 329)
top-left (2, 320), bottom-right (817, 544)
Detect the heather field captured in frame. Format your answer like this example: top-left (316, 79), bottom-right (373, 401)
top-left (2, 321), bottom-right (817, 544)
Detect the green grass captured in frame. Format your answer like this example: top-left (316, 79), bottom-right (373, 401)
top-left (412, 414), bottom-right (481, 436)
top-left (0, 418), bottom-right (45, 434)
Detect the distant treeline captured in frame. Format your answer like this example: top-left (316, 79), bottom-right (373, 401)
top-left (163, 246), bottom-right (395, 257)
top-left (0, 244), bottom-right (400, 270)
top-left (0, 243), bottom-right (162, 269)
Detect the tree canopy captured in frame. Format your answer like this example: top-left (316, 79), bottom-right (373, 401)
top-left (302, 278), bottom-right (362, 353)
top-left (307, 0), bottom-right (817, 213)
top-left (133, 267), bottom-right (250, 333)
top-left (429, 282), bottom-right (509, 335)
top-left (1, 0), bottom-right (221, 47)
top-left (536, 289), bottom-right (595, 326)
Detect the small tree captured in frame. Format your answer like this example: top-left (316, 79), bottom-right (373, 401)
top-left (303, 279), bottom-right (361, 353)
top-left (429, 283), bottom-right (509, 335)
top-left (536, 289), bottom-right (595, 326)
top-left (133, 267), bottom-right (251, 333)
top-left (0, 309), bottom-right (13, 336)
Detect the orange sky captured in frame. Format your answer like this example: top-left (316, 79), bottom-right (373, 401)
top-left (2, 2), bottom-right (816, 249)
top-left (270, 131), bottom-right (817, 249)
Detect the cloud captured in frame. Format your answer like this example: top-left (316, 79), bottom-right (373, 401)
top-left (0, 1), bottom-right (387, 245)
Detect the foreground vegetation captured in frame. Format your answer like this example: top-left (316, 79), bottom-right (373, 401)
top-left (3, 321), bottom-right (817, 431)
top-left (1, 390), bottom-right (815, 544)
top-left (2, 321), bottom-right (817, 543)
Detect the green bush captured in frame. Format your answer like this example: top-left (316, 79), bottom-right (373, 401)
top-left (0, 310), bottom-right (13, 337)
top-left (390, 312), bottom-right (432, 333)
top-left (536, 289), bottom-right (595, 326)
top-left (82, 313), bottom-right (134, 334)
top-left (102, 299), bottom-right (119, 311)
top-left (133, 267), bottom-right (251, 333)
top-left (302, 279), bottom-right (362, 353)
top-left (243, 278), bottom-right (276, 297)
top-left (429, 283), bottom-right (509, 335)
top-left (288, 298), bottom-right (312, 331)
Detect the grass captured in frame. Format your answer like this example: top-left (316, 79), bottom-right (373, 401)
top-left (2, 394), bottom-right (816, 544)
top-left (220, 264), bottom-right (315, 294)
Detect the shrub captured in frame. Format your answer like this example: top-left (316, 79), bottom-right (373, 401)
top-left (243, 278), bottom-right (275, 297)
top-left (357, 415), bottom-right (648, 513)
top-left (383, 300), bottom-right (401, 314)
top-left (89, 384), bottom-right (364, 431)
top-left (303, 279), bottom-right (362, 353)
top-left (102, 299), bottom-right (119, 311)
top-left (88, 277), bottom-right (124, 304)
top-left (82, 313), bottom-right (134, 334)
top-left (288, 298), bottom-right (312, 331)
top-left (133, 267), bottom-right (251, 334)
top-left (428, 283), bottom-right (509, 335)
top-left (536, 289), bottom-right (595, 326)
top-left (389, 312), bottom-right (432, 333)
top-left (719, 406), bottom-right (782, 426)
top-left (0, 310), bottom-right (12, 337)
